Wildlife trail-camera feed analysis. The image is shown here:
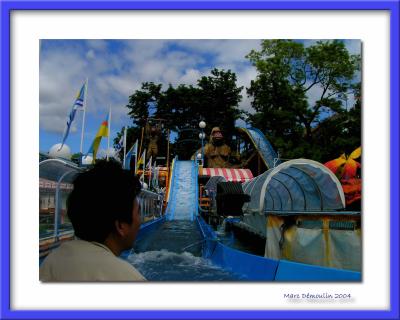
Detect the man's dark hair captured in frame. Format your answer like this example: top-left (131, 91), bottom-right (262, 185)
top-left (67, 159), bottom-right (142, 243)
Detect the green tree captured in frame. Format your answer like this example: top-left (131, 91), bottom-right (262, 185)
top-left (311, 82), bottom-right (361, 160)
top-left (197, 68), bottom-right (243, 141)
top-left (246, 40), bottom-right (360, 161)
top-left (124, 69), bottom-right (243, 159)
top-left (126, 82), bottom-right (162, 128)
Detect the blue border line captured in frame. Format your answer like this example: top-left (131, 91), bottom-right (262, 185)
top-left (1, 1), bottom-right (399, 319)
top-left (0, 1), bottom-right (398, 10)
top-left (1, 0), bottom-right (11, 317)
top-left (390, 1), bottom-right (400, 317)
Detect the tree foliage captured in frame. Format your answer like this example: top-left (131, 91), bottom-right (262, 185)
top-left (246, 40), bottom-right (361, 161)
top-left (121, 69), bottom-right (243, 160)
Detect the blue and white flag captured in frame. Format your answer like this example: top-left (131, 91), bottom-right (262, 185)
top-left (152, 161), bottom-right (158, 188)
top-left (146, 156), bottom-right (152, 188)
top-left (115, 134), bottom-right (124, 151)
top-left (59, 81), bottom-right (87, 150)
top-left (124, 139), bottom-right (138, 171)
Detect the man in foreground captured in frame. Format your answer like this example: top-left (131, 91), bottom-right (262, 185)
top-left (40, 160), bottom-right (146, 281)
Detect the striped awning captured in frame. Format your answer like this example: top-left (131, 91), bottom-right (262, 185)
top-left (201, 168), bottom-right (253, 182)
top-left (39, 178), bottom-right (73, 190)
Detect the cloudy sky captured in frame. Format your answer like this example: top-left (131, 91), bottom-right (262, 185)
top-left (39, 39), bottom-right (361, 157)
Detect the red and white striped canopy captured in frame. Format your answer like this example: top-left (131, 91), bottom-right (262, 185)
top-left (39, 178), bottom-right (73, 190)
top-left (201, 168), bottom-right (253, 182)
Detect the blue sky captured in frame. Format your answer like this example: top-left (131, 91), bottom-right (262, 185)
top-left (39, 39), bottom-right (361, 158)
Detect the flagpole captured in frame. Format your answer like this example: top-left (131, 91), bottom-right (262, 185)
top-left (107, 106), bottom-right (111, 161)
top-left (134, 140), bottom-right (138, 175)
top-left (80, 78), bottom-right (88, 154)
top-left (138, 127), bottom-right (144, 160)
top-left (122, 126), bottom-right (127, 169)
top-left (148, 157), bottom-right (152, 188)
top-left (143, 150), bottom-right (146, 182)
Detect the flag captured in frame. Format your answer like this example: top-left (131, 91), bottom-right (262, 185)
top-left (59, 81), bottom-right (87, 150)
top-left (124, 139), bottom-right (138, 170)
top-left (152, 161), bottom-right (158, 188)
top-left (115, 135), bottom-right (124, 151)
top-left (86, 113), bottom-right (109, 162)
top-left (146, 156), bottom-right (152, 188)
top-left (116, 127), bottom-right (127, 157)
top-left (146, 156), bottom-right (152, 170)
top-left (136, 149), bottom-right (146, 179)
top-left (136, 149), bottom-right (146, 171)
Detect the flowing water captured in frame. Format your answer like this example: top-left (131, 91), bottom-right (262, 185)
top-left (127, 220), bottom-right (245, 281)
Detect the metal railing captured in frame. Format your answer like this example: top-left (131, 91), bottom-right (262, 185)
top-left (39, 159), bottom-right (83, 240)
top-left (137, 189), bottom-right (164, 223)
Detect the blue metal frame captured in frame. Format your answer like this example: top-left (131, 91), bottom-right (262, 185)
top-left (1, 1), bottom-right (399, 319)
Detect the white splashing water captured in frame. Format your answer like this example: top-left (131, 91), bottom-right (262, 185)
top-left (128, 250), bottom-right (245, 281)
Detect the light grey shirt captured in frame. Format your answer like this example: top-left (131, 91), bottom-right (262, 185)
top-left (40, 239), bottom-right (146, 282)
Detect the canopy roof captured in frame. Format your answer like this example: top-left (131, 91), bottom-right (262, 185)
top-left (39, 159), bottom-right (83, 184)
top-left (242, 159), bottom-right (345, 213)
top-left (204, 176), bottom-right (227, 193)
top-left (201, 168), bottom-right (253, 183)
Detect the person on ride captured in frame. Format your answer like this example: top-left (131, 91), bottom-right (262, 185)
top-left (40, 160), bottom-right (146, 282)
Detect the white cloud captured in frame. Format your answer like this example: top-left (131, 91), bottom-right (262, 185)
top-left (39, 48), bottom-right (89, 133)
top-left (179, 69), bottom-right (202, 85)
top-left (343, 39), bottom-right (362, 55)
top-left (40, 40), bottom-right (265, 137)
top-left (86, 39), bottom-right (108, 51)
top-left (175, 39), bottom-right (260, 66)
top-left (47, 40), bottom-right (363, 137)
top-left (86, 49), bottom-right (95, 60)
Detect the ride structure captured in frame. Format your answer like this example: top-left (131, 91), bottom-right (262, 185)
top-left (134, 123), bottom-right (361, 280)
top-left (39, 121), bottom-right (361, 281)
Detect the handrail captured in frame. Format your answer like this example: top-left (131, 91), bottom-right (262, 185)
top-left (166, 156), bottom-right (177, 203)
top-left (137, 189), bottom-right (164, 222)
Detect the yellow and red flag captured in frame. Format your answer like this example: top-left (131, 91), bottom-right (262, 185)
top-left (86, 114), bottom-right (109, 162)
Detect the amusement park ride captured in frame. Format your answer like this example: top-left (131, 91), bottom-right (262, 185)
top-left (39, 119), bottom-right (361, 281)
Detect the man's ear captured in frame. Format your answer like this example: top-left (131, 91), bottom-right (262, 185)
top-left (114, 220), bottom-right (126, 237)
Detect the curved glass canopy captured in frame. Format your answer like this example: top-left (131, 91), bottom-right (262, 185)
top-left (242, 159), bottom-right (345, 213)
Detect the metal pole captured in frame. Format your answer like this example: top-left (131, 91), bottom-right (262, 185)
top-left (138, 127), bottom-right (145, 159)
top-left (122, 126), bottom-right (127, 169)
top-left (54, 170), bottom-right (74, 240)
top-left (201, 130), bottom-right (204, 166)
top-left (166, 129), bottom-right (170, 170)
top-left (80, 78), bottom-right (88, 154)
top-left (107, 107), bottom-right (111, 161)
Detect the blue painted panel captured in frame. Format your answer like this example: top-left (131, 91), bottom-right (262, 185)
top-left (196, 216), bottom-right (218, 240)
top-left (275, 259), bottom-right (361, 281)
top-left (210, 242), bottom-right (278, 281)
top-left (196, 216), bottom-right (218, 258)
top-left (136, 216), bottom-right (165, 241)
top-left (120, 217), bottom-right (166, 259)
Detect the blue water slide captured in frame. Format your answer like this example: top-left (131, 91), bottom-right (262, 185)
top-left (165, 160), bottom-right (198, 221)
top-left (239, 127), bottom-right (281, 169)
